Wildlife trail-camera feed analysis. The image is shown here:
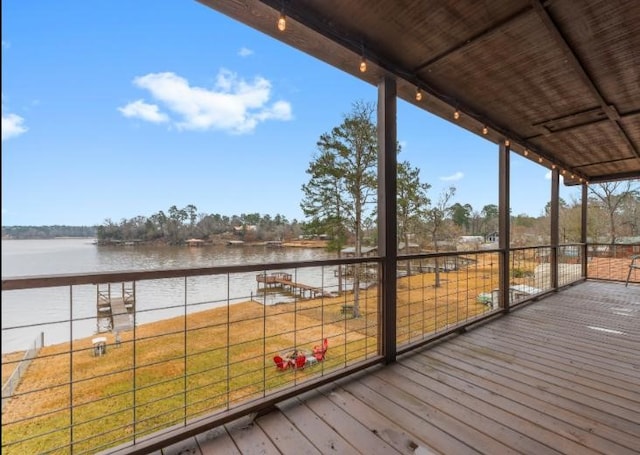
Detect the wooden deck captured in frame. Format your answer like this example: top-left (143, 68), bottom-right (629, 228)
top-left (158, 281), bottom-right (640, 454)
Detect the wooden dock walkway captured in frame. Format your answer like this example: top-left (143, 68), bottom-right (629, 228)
top-left (96, 283), bottom-right (134, 333)
top-left (256, 273), bottom-right (330, 298)
top-left (109, 297), bottom-right (133, 331)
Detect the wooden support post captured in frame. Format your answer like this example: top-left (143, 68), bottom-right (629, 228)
top-left (498, 141), bottom-right (511, 312)
top-left (581, 183), bottom-right (588, 278)
top-left (377, 76), bottom-right (397, 363)
top-left (550, 168), bottom-right (560, 289)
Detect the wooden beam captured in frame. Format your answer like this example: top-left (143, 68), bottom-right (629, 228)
top-left (531, 0), bottom-right (640, 159)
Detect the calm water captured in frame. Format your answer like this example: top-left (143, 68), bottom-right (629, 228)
top-left (1, 238), bottom-right (336, 353)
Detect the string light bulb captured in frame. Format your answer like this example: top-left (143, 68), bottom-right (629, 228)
top-left (453, 110), bottom-right (460, 120)
top-left (552, 164), bottom-right (556, 169)
top-left (359, 57), bottom-right (367, 73)
top-left (277, 13), bottom-right (286, 32)
top-left (524, 149), bottom-right (529, 156)
top-left (482, 125), bottom-right (488, 135)
top-left (562, 169), bottom-right (567, 175)
top-left (505, 140), bottom-right (510, 147)
top-left (359, 42), bottom-right (367, 73)
top-left (538, 157), bottom-right (543, 163)
top-left (415, 87), bottom-right (422, 101)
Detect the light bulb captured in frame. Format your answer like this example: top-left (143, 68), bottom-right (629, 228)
top-left (538, 157), bottom-right (543, 163)
top-left (415, 88), bottom-right (422, 101)
top-left (562, 169), bottom-right (566, 175)
top-left (524, 149), bottom-right (529, 156)
top-left (277, 14), bottom-right (286, 31)
top-left (482, 126), bottom-right (488, 135)
top-left (359, 58), bottom-right (367, 73)
top-left (505, 140), bottom-right (510, 147)
top-left (454, 110), bottom-right (460, 120)
top-left (552, 164), bottom-right (556, 169)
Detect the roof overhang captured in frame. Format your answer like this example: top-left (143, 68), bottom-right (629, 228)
top-left (198, 0), bottom-right (640, 185)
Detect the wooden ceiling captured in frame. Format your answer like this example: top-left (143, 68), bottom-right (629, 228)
top-left (198, 0), bottom-right (640, 185)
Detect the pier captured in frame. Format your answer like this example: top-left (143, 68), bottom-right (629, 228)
top-left (256, 272), bottom-right (330, 299)
top-left (97, 283), bottom-right (135, 333)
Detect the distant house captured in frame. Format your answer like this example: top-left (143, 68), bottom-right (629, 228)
top-left (233, 225), bottom-right (257, 232)
top-left (485, 232), bottom-right (499, 243)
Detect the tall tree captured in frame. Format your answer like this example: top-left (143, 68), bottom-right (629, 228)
top-left (449, 203), bottom-right (473, 233)
top-left (481, 204), bottom-right (498, 236)
top-left (397, 160), bottom-right (431, 258)
top-left (301, 101), bottom-right (378, 317)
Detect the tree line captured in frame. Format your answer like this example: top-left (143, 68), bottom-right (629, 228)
top-left (96, 208), bottom-right (303, 244)
top-left (2, 225), bottom-right (97, 239)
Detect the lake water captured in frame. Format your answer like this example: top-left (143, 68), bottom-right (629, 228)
top-left (1, 238), bottom-right (337, 353)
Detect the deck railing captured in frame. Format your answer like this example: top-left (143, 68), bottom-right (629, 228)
top-left (1, 244), bottom-right (636, 454)
top-left (586, 243), bottom-right (640, 282)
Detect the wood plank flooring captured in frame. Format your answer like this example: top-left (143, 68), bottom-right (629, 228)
top-left (160, 281), bottom-right (640, 455)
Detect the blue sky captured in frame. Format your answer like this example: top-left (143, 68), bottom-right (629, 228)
top-left (1, 1), bottom-right (580, 227)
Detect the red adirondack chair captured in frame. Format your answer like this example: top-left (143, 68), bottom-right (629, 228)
top-left (294, 354), bottom-right (307, 369)
top-left (273, 355), bottom-right (289, 371)
top-left (313, 338), bottom-right (328, 361)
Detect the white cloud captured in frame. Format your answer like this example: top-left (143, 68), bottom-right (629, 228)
top-left (118, 99), bottom-right (169, 123)
top-left (119, 70), bottom-right (292, 134)
top-left (440, 171), bottom-right (464, 181)
top-left (2, 112), bottom-right (28, 141)
top-left (238, 47), bottom-right (254, 57)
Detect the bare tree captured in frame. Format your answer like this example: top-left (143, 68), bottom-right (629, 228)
top-left (425, 186), bottom-right (456, 287)
top-left (588, 180), bottom-right (640, 244)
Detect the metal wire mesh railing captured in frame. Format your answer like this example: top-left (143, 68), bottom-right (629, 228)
top-left (3, 243), bottom-right (634, 453)
top-left (1, 257), bottom-right (381, 454)
top-left (587, 243), bottom-right (640, 283)
top-left (395, 251), bottom-right (500, 348)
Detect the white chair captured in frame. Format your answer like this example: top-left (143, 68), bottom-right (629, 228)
top-left (92, 336), bottom-right (107, 356)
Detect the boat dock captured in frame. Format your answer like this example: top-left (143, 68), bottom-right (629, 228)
top-left (256, 272), bottom-right (330, 298)
top-left (97, 283), bottom-right (135, 333)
